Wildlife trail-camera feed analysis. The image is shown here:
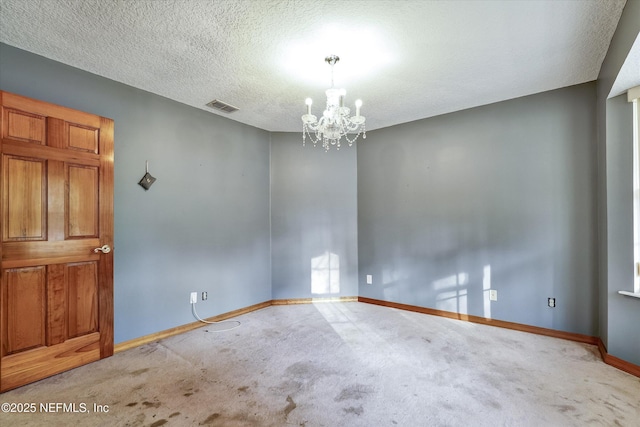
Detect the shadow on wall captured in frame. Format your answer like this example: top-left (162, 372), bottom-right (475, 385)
top-left (311, 251), bottom-right (340, 295)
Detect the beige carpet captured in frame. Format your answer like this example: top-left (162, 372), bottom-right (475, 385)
top-left (1, 302), bottom-right (638, 426)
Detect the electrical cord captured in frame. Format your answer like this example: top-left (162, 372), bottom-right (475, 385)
top-left (191, 303), bottom-right (241, 332)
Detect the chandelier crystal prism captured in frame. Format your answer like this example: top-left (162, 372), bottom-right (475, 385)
top-left (302, 55), bottom-right (366, 151)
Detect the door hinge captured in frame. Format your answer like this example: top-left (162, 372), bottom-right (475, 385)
top-left (636, 262), bottom-right (640, 276)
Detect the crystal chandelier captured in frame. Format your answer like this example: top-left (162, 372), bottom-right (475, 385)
top-left (301, 55), bottom-right (366, 151)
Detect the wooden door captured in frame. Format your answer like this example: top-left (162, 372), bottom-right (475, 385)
top-left (0, 91), bottom-right (113, 392)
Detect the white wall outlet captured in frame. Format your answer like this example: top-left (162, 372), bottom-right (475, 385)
top-left (366, 274), bottom-right (373, 285)
top-left (548, 297), bottom-right (556, 308)
top-left (190, 292), bottom-right (198, 304)
top-left (489, 290), bottom-right (497, 301)
top-left (202, 291), bottom-right (208, 301)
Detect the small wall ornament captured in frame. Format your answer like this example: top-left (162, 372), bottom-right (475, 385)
top-left (138, 161), bottom-right (156, 190)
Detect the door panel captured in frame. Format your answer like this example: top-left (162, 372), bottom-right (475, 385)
top-left (68, 124), bottom-right (98, 153)
top-left (4, 109), bottom-right (45, 145)
top-left (67, 262), bottom-right (98, 338)
top-left (67, 164), bottom-right (98, 238)
top-left (2, 267), bottom-right (46, 355)
top-left (0, 91), bottom-right (113, 392)
top-left (2, 155), bottom-right (46, 241)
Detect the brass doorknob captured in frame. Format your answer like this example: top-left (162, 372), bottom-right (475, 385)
top-left (93, 245), bottom-right (111, 254)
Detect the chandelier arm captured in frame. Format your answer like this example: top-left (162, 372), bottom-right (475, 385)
top-left (340, 118), bottom-right (361, 135)
top-left (344, 122), bottom-right (361, 132)
top-left (306, 121), bottom-right (320, 131)
top-left (303, 124), bottom-right (325, 147)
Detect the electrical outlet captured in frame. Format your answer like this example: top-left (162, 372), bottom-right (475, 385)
top-left (190, 292), bottom-right (197, 304)
top-left (202, 291), bottom-right (208, 301)
top-left (548, 297), bottom-right (556, 308)
top-left (489, 290), bottom-right (497, 301)
top-left (366, 275), bottom-right (373, 285)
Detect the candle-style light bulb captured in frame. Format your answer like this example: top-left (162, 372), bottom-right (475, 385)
top-left (355, 99), bottom-right (362, 117)
top-left (339, 89), bottom-right (346, 107)
top-left (305, 98), bottom-right (313, 115)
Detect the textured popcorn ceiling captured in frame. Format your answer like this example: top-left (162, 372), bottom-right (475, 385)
top-left (0, 0), bottom-right (628, 132)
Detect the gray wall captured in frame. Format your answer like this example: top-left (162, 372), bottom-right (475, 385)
top-left (596, 0), bottom-right (640, 365)
top-left (358, 83), bottom-right (598, 336)
top-left (271, 132), bottom-right (358, 299)
top-left (0, 43), bottom-right (272, 344)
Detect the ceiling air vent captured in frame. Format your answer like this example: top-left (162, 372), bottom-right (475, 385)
top-left (206, 99), bottom-right (239, 113)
